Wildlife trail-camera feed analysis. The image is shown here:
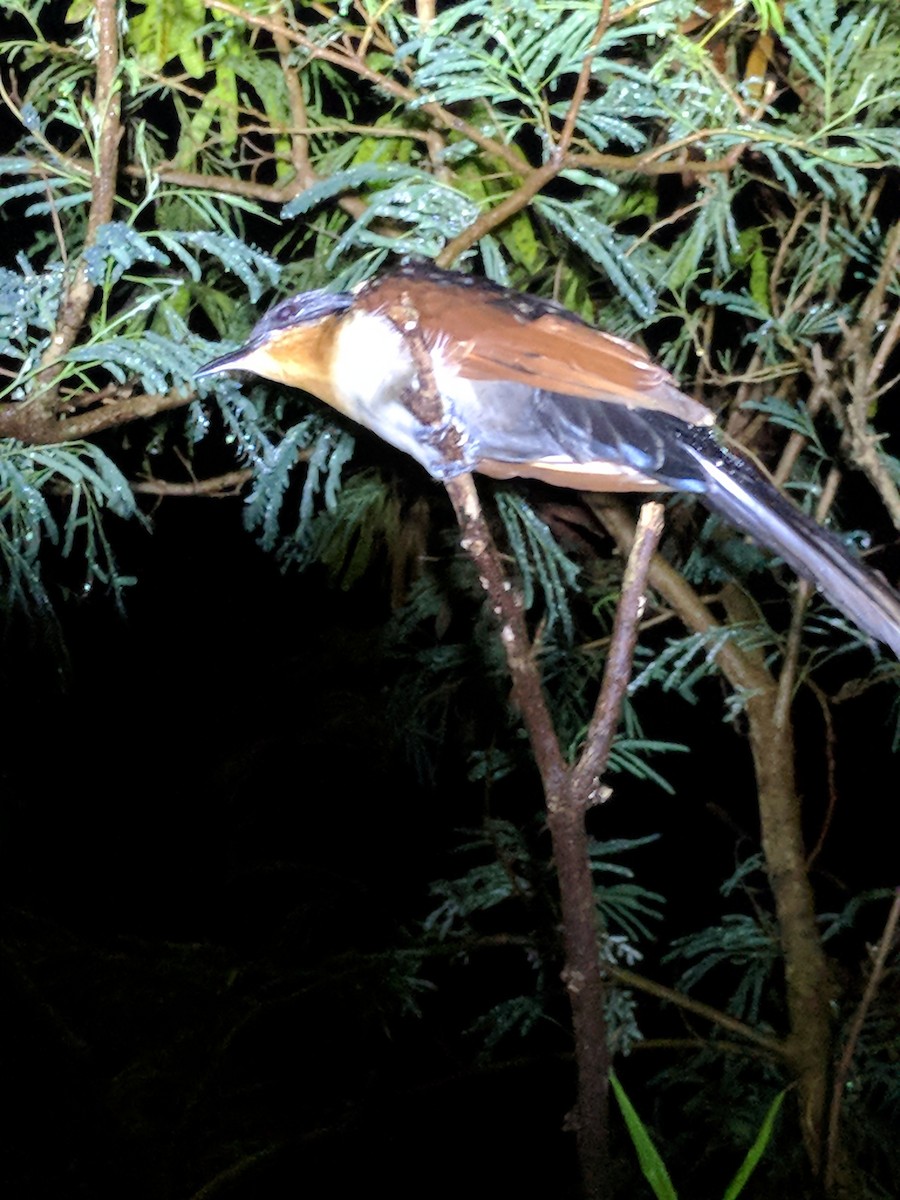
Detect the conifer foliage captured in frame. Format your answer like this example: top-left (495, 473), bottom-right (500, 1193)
top-left (1, 3), bottom-right (898, 1197)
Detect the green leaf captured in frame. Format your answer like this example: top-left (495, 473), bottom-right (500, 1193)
top-left (610, 1071), bottom-right (679, 1200)
top-left (128, 0), bottom-right (207, 76)
top-left (535, 197), bottom-right (657, 318)
top-left (735, 228), bottom-right (771, 315)
top-left (722, 1090), bottom-right (787, 1200)
top-left (495, 492), bottom-right (580, 639)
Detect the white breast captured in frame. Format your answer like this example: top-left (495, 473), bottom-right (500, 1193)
top-left (331, 310), bottom-right (412, 412)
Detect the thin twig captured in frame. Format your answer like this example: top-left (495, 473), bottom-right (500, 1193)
top-left (437, 159), bottom-right (559, 267)
top-left (824, 889), bottom-right (900, 1192)
top-left (841, 321), bottom-right (900, 530)
top-left (131, 469), bottom-right (253, 497)
top-left (556, 0), bottom-right (612, 156)
top-left (570, 501), bottom-right (664, 802)
top-left (773, 464), bottom-right (841, 732)
top-left (804, 680), bottom-right (838, 871)
top-left (270, 7), bottom-right (312, 183)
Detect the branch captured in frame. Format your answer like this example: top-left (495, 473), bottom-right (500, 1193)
top-left (270, 7), bottom-right (312, 183)
top-left (423, 931), bottom-right (788, 1057)
top-left (131, 469), bottom-right (253, 498)
top-left (556, 0), bottom-right (612, 156)
top-left (570, 501), bottom-right (664, 802)
top-left (30, 0), bottom-right (123, 416)
top-left (825, 888), bottom-right (900, 1193)
top-left (383, 292), bottom-right (646, 1194)
top-left (437, 158), bottom-right (560, 268)
top-left (202, 1), bottom-right (753, 204)
top-left (605, 963), bottom-right (787, 1058)
top-left (0, 388), bottom-right (195, 444)
top-left (438, 0), bottom-right (608, 269)
top-left (840, 321), bottom-right (900, 531)
top-left (590, 498), bottom-right (772, 695)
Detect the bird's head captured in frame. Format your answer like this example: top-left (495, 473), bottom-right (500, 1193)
top-left (196, 287), bottom-right (354, 404)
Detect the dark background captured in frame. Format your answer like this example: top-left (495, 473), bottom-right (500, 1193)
top-left (2, 477), bottom-right (896, 1199)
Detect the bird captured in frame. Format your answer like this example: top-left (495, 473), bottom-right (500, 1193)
top-left (196, 261), bottom-right (900, 657)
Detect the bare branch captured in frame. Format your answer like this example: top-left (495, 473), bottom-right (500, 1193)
top-left (605, 963), bottom-right (787, 1058)
top-left (132, 470), bottom-right (253, 498)
top-left (30, 0), bottom-right (123, 415)
top-left (0, 389), bottom-right (195, 444)
top-left (556, 0), bottom-right (612, 157)
top-left (825, 889), bottom-right (900, 1193)
top-left (570, 500), bottom-right (664, 802)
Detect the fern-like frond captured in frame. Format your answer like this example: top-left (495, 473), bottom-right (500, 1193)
top-left (0, 439), bottom-right (136, 611)
top-left (494, 491), bottom-right (580, 640)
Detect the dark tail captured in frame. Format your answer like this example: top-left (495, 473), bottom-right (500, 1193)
top-left (681, 430), bottom-right (900, 656)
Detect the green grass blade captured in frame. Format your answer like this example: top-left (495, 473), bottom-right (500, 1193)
top-left (722, 1089), bottom-right (787, 1200)
top-left (609, 1070), bottom-right (679, 1200)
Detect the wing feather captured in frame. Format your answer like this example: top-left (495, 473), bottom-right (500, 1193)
top-left (358, 265), bottom-right (714, 428)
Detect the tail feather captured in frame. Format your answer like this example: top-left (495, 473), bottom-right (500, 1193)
top-left (686, 439), bottom-right (900, 656)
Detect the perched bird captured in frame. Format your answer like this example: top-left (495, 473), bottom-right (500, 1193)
top-left (197, 261), bottom-right (900, 656)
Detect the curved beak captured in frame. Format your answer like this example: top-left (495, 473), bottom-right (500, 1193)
top-left (195, 344), bottom-right (254, 377)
